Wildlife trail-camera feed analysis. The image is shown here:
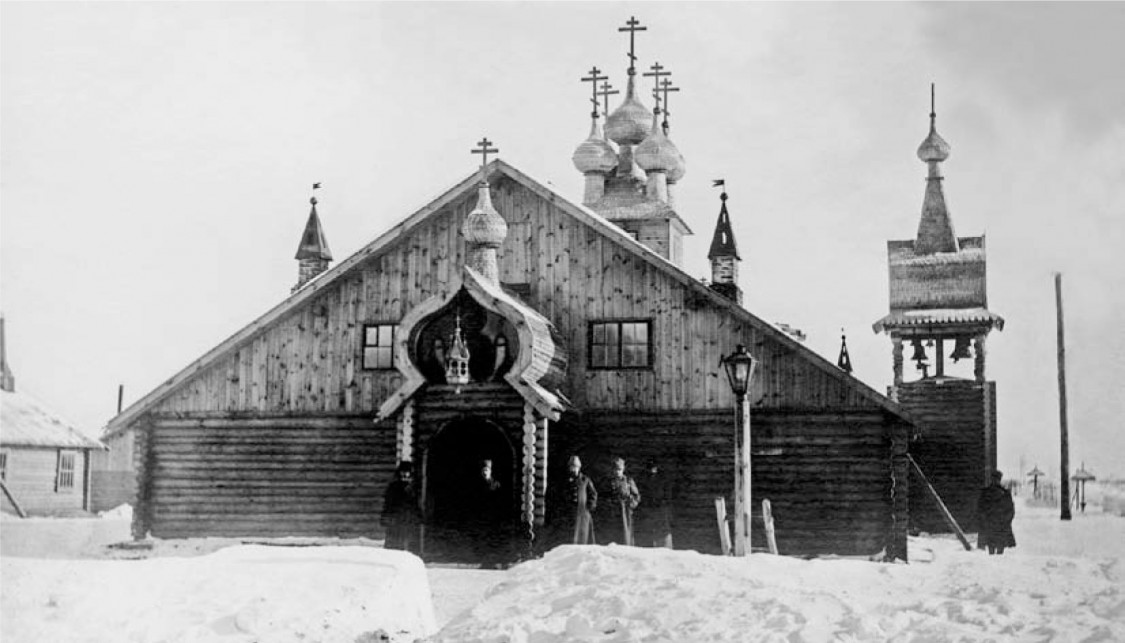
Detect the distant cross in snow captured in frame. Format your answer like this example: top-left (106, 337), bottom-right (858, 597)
top-left (581, 66), bottom-right (609, 117)
top-left (618, 16), bottom-right (647, 73)
top-left (471, 138), bottom-right (499, 170)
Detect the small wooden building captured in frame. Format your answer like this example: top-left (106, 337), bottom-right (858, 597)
top-left (873, 98), bottom-right (1004, 533)
top-left (0, 323), bottom-right (105, 516)
top-left (105, 32), bottom-right (917, 559)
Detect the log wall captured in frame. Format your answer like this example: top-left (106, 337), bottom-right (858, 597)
top-left (896, 379), bottom-right (996, 532)
top-left (551, 408), bottom-right (909, 557)
top-left (139, 416), bottom-right (396, 538)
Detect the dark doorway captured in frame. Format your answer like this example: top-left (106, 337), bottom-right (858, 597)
top-left (423, 416), bottom-right (516, 561)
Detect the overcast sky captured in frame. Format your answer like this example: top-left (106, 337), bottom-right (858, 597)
top-left (3, 2), bottom-right (1123, 479)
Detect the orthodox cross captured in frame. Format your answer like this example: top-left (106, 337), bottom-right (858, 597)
top-left (642, 63), bottom-right (671, 113)
top-left (618, 16), bottom-right (647, 74)
top-left (656, 78), bottom-right (680, 127)
top-left (471, 138), bottom-right (499, 170)
top-left (597, 81), bottom-right (620, 118)
top-left (581, 66), bottom-right (609, 117)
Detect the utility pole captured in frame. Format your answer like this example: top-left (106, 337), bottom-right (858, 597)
top-left (1055, 273), bottom-right (1072, 521)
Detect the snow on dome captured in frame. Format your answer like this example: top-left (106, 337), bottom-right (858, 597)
top-left (635, 114), bottom-right (684, 175)
top-left (604, 77), bottom-right (651, 146)
top-left (572, 119), bottom-right (618, 175)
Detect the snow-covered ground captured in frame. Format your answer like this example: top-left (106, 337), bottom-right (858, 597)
top-left (2, 493), bottom-right (1123, 642)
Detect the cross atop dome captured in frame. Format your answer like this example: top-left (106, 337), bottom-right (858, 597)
top-left (618, 16), bottom-right (647, 75)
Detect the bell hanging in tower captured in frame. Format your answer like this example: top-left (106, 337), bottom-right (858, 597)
top-left (910, 339), bottom-right (928, 363)
top-left (444, 314), bottom-right (472, 387)
top-left (950, 336), bottom-right (972, 362)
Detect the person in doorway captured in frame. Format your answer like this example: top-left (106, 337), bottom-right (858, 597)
top-left (550, 455), bottom-right (598, 546)
top-left (469, 458), bottom-right (507, 567)
top-left (977, 470), bottom-right (1017, 555)
top-left (382, 461), bottom-right (422, 553)
top-left (635, 458), bottom-right (674, 548)
top-left (600, 456), bottom-right (641, 546)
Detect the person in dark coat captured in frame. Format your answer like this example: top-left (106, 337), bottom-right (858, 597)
top-left (550, 455), bottom-right (598, 546)
top-left (599, 456), bottom-right (641, 546)
top-left (469, 458), bottom-right (507, 567)
top-left (977, 470), bottom-right (1017, 555)
top-left (382, 461), bottom-right (422, 553)
top-left (635, 458), bottom-right (673, 548)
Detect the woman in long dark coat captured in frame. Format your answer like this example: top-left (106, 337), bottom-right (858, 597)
top-left (635, 458), bottom-right (673, 548)
top-left (977, 470), bottom-right (1016, 555)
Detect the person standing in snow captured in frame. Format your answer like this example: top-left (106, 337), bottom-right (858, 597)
top-left (976, 470), bottom-right (1016, 555)
top-left (635, 458), bottom-right (674, 548)
top-left (469, 458), bottom-right (508, 567)
top-left (550, 454), bottom-right (598, 546)
top-left (599, 456), bottom-right (641, 546)
top-left (382, 460), bottom-right (422, 553)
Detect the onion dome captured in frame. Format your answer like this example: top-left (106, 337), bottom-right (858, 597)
top-left (917, 114), bottom-right (950, 163)
top-left (572, 117), bottom-right (618, 175)
top-left (635, 112), bottom-right (684, 176)
top-left (462, 182), bottom-right (508, 248)
top-left (605, 75), bottom-right (651, 146)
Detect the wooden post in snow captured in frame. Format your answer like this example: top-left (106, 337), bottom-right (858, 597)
top-left (1056, 273), bottom-right (1072, 521)
top-left (714, 497), bottom-right (731, 555)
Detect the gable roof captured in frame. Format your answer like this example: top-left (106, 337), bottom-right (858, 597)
top-left (2, 390), bottom-right (105, 450)
top-left (107, 159), bottom-right (913, 434)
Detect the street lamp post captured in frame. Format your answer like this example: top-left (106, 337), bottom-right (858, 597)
top-left (722, 344), bottom-right (757, 556)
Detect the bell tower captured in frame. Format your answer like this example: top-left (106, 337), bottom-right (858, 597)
top-left (872, 86), bottom-right (1004, 532)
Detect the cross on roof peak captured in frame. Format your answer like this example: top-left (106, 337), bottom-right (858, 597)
top-left (597, 81), bottom-right (620, 118)
top-left (618, 16), bottom-right (647, 74)
top-left (581, 66), bottom-right (610, 118)
top-left (471, 138), bottom-right (499, 172)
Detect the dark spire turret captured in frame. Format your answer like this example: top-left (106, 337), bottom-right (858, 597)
top-left (837, 329), bottom-right (853, 373)
top-left (707, 183), bottom-right (742, 304)
top-left (293, 184), bottom-right (333, 292)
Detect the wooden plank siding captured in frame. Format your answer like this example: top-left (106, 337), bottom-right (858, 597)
top-left (142, 416), bottom-right (395, 538)
top-left (144, 176), bottom-right (882, 420)
top-left (0, 446), bottom-right (92, 516)
top-left (897, 380), bottom-right (994, 533)
top-left (552, 409), bottom-right (909, 557)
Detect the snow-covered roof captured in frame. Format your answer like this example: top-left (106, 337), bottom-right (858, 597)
top-left (1, 389), bottom-right (104, 450)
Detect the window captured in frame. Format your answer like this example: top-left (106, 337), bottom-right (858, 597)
top-left (589, 320), bottom-right (652, 369)
top-left (56, 451), bottom-right (76, 491)
top-left (0, 450), bottom-right (8, 481)
top-left (363, 324), bottom-right (397, 370)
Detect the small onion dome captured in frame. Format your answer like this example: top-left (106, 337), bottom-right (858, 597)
top-left (572, 118), bottom-right (618, 175)
top-left (917, 118), bottom-right (951, 163)
top-left (462, 182), bottom-right (508, 248)
top-left (605, 76), bottom-right (651, 146)
top-left (635, 113), bottom-right (684, 175)
top-left (666, 149), bottom-right (686, 182)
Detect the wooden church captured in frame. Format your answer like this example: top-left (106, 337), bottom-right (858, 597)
top-left (873, 89), bottom-right (1004, 533)
top-left (105, 19), bottom-right (918, 559)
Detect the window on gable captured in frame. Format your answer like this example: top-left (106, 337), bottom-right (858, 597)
top-left (363, 324), bottom-right (397, 370)
top-left (56, 451), bottom-right (76, 491)
top-left (0, 450), bottom-right (8, 482)
top-left (589, 320), bottom-right (652, 369)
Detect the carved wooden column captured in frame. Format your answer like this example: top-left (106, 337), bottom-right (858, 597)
top-left (973, 335), bottom-right (987, 382)
top-left (892, 336), bottom-right (904, 387)
top-left (396, 399), bottom-right (415, 464)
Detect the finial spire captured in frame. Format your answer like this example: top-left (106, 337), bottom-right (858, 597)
top-left (293, 185), bottom-right (333, 292)
top-left (597, 81), bottom-right (620, 120)
top-left (837, 329), bottom-right (853, 373)
top-left (618, 16), bottom-right (647, 75)
top-left (642, 62), bottom-right (671, 115)
top-left (915, 83), bottom-right (957, 254)
top-left (581, 66), bottom-right (609, 118)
